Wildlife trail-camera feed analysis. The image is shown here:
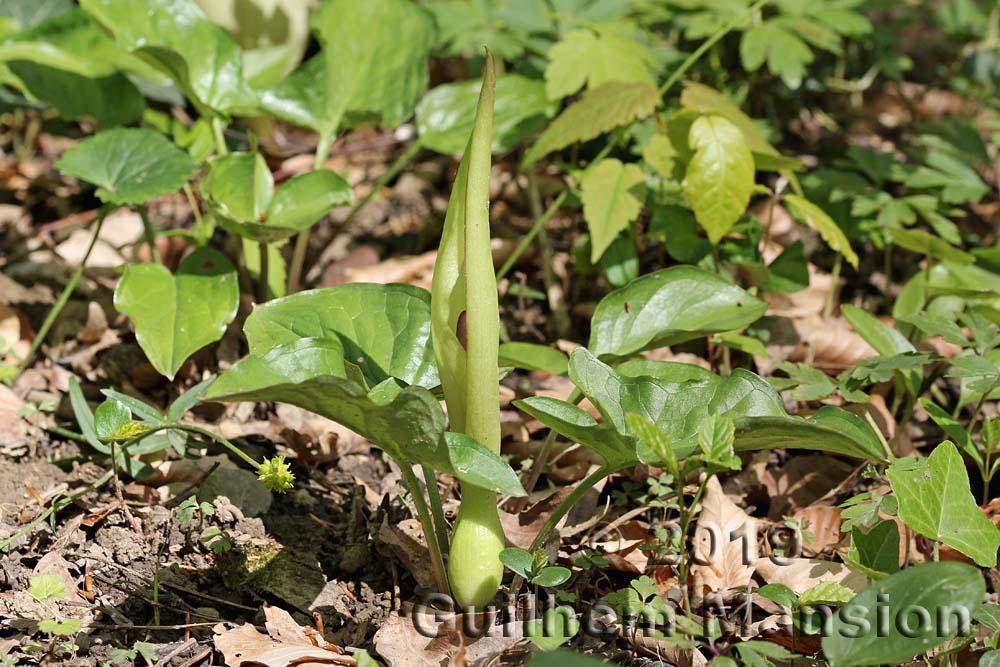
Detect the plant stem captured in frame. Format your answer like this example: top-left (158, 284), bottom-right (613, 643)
top-left (138, 205), bottom-right (161, 264)
top-left (510, 463), bottom-right (623, 594)
top-left (496, 191), bottom-right (567, 281)
top-left (182, 184), bottom-right (208, 242)
top-left (823, 254), bottom-right (842, 321)
top-left (212, 117), bottom-right (228, 156)
top-left (399, 464), bottom-right (451, 596)
top-left (257, 241), bottom-right (269, 304)
top-left (658, 0), bottom-right (770, 97)
top-left (287, 132), bottom-right (334, 294)
top-left (18, 207), bottom-right (111, 375)
top-left (422, 464), bottom-right (450, 559)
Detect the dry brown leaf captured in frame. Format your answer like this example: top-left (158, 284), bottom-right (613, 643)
top-left (752, 558), bottom-right (867, 594)
top-left (213, 606), bottom-right (353, 667)
top-left (791, 505), bottom-right (844, 556)
top-left (0, 273), bottom-right (53, 305)
top-left (763, 455), bottom-right (855, 519)
top-left (372, 609), bottom-right (525, 667)
top-left (691, 477), bottom-right (758, 598)
top-left (378, 518), bottom-right (436, 590)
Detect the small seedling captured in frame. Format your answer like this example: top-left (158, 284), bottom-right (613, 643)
top-left (500, 548), bottom-right (571, 589)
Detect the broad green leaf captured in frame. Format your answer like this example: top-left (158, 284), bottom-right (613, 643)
top-left (544, 28), bottom-right (653, 100)
top-left (259, 170), bottom-right (352, 240)
top-left (0, 9), bottom-right (131, 77)
top-left (887, 441), bottom-right (1000, 567)
top-left (55, 128), bottom-right (196, 205)
top-left (822, 562), bottom-right (984, 667)
top-left (732, 406), bottom-right (889, 462)
top-left (581, 158), bottom-right (645, 262)
top-left (921, 398), bottom-right (979, 462)
top-left (525, 608), bottom-right (580, 651)
top-left (531, 566), bottom-right (571, 587)
top-left (417, 74), bottom-right (553, 155)
top-left (38, 618), bottom-right (82, 636)
top-left (80, 0), bottom-right (256, 115)
top-left (68, 376), bottom-right (109, 456)
top-left (498, 342), bottom-right (568, 375)
top-left (679, 82), bottom-right (801, 171)
top-left (523, 81), bottom-right (658, 166)
top-left (94, 399), bottom-right (130, 440)
top-left (842, 305), bottom-right (916, 357)
top-left (886, 227), bottom-right (974, 265)
top-left (976, 604), bottom-right (1000, 632)
top-left (243, 283), bottom-right (438, 388)
top-left (28, 573), bottom-right (66, 600)
top-left (499, 547), bottom-right (533, 578)
top-left (589, 265), bottom-right (767, 359)
top-left (757, 583), bottom-right (797, 610)
top-left (444, 432), bottom-right (526, 497)
top-left (6, 60), bottom-right (144, 126)
top-left (205, 337), bottom-right (452, 472)
top-left (784, 194), bottom-right (859, 268)
top-left (683, 114), bottom-right (755, 244)
top-left (205, 154), bottom-right (353, 242)
top-left (982, 650), bottom-right (1000, 667)
top-left (114, 247), bottom-right (239, 380)
top-left (562, 349), bottom-right (885, 461)
top-left (307, 0), bottom-right (435, 135)
top-left (205, 153), bottom-right (274, 223)
top-left (515, 395), bottom-right (641, 469)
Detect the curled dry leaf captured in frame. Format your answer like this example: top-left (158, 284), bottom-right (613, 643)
top-left (752, 557), bottom-right (868, 594)
top-left (213, 606), bottom-right (353, 667)
top-left (691, 476), bottom-right (758, 598)
top-left (791, 505), bottom-right (844, 557)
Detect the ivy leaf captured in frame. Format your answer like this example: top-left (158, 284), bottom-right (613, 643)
top-left (845, 521), bottom-right (900, 578)
top-left (114, 247), bottom-right (239, 380)
top-left (887, 441), bottom-right (1000, 566)
top-left (523, 81), bottom-right (658, 166)
top-left (682, 114), bottom-right (755, 244)
top-left (581, 158), bottom-right (645, 262)
top-left (544, 28), bottom-right (653, 100)
top-left (822, 562), bottom-right (984, 667)
top-left (784, 194), bottom-right (859, 268)
top-left (55, 128), bottom-right (196, 205)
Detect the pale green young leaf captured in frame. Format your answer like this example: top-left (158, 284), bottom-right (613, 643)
top-left (37, 618), bottom-right (82, 636)
top-left (524, 609), bottom-right (580, 652)
top-left (625, 412), bottom-right (678, 477)
top-left (642, 133), bottom-right (676, 179)
top-left (784, 194), bottom-right (859, 268)
top-left (114, 247), bottom-right (238, 380)
top-left (887, 441), bottom-right (1000, 566)
top-left (28, 573), bottom-right (66, 601)
top-left (682, 114), bottom-right (755, 244)
top-left (523, 81), bottom-right (658, 166)
top-left (581, 158), bottom-right (645, 262)
top-left (544, 28), bottom-right (653, 100)
top-left (697, 414), bottom-right (739, 470)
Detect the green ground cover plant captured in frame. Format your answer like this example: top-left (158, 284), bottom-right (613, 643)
top-left (3, 0), bottom-right (1000, 665)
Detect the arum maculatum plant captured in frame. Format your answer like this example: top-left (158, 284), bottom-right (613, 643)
top-left (197, 51), bottom-right (890, 609)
